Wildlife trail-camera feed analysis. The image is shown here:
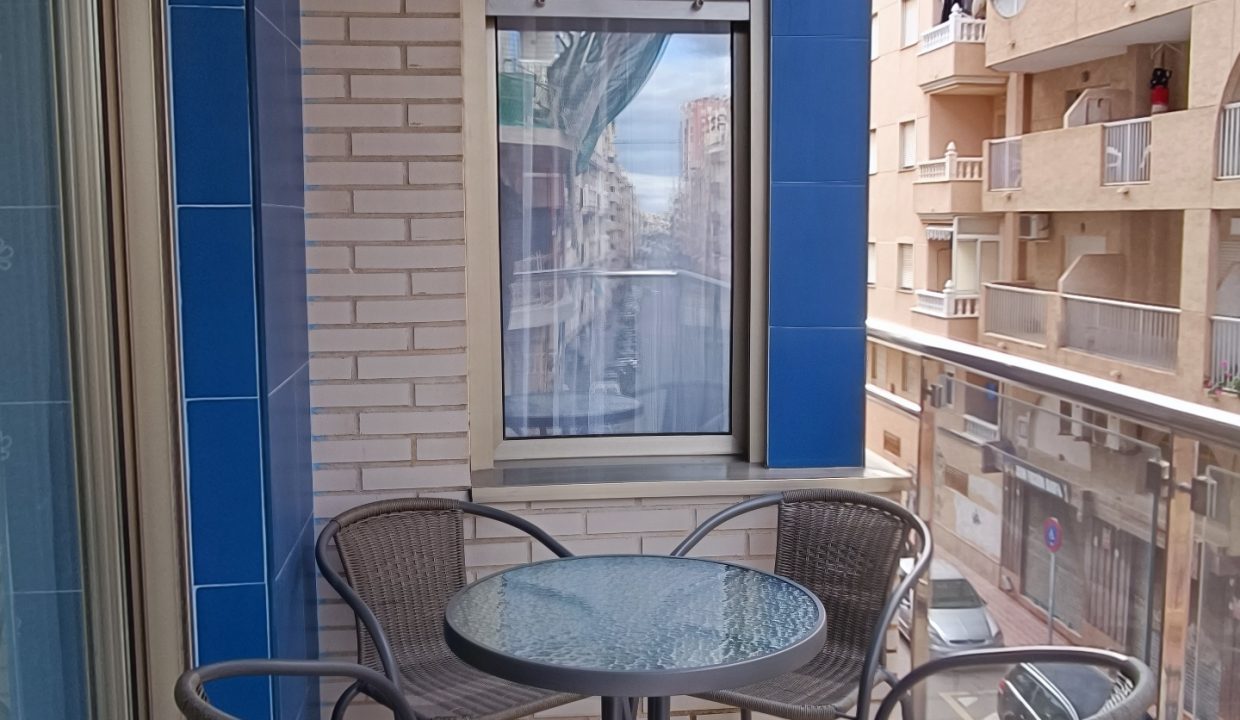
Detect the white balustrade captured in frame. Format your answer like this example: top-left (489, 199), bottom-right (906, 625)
top-left (1061, 293), bottom-right (1179, 369)
top-left (917, 142), bottom-right (984, 182)
top-left (963, 414), bottom-right (1000, 443)
top-left (984, 283), bottom-right (1051, 344)
top-left (988, 137), bottom-right (1022, 190)
top-left (1210, 315), bottom-right (1240, 390)
top-left (914, 288), bottom-right (980, 318)
top-left (919, 6), bottom-right (986, 54)
top-left (1102, 117), bottom-right (1152, 185)
top-left (1219, 102), bottom-right (1240, 179)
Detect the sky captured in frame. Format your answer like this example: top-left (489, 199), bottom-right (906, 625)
top-left (611, 33), bottom-right (731, 215)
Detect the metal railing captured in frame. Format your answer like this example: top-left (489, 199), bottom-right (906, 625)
top-left (1061, 293), bottom-right (1179, 370)
top-left (914, 289), bottom-right (980, 318)
top-left (917, 142), bottom-right (983, 182)
top-left (983, 283), bottom-right (1052, 345)
top-left (987, 137), bottom-right (1022, 190)
top-left (1103, 117), bottom-right (1152, 185)
top-left (919, 6), bottom-right (986, 53)
top-left (1210, 315), bottom-right (1240, 391)
top-left (962, 413), bottom-right (1000, 443)
top-left (1218, 102), bottom-right (1240, 179)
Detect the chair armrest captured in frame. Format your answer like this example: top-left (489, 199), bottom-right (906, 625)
top-left (174, 659), bottom-right (418, 720)
top-left (671, 494), bottom-right (782, 556)
top-left (464, 501), bottom-right (574, 558)
top-left (873, 647), bottom-right (1155, 720)
top-left (316, 521), bottom-right (402, 682)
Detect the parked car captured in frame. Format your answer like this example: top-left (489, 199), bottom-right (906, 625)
top-left (998, 662), bottom-right (1143, 720)
top-left (896, 559), bottom-right (1004, 657)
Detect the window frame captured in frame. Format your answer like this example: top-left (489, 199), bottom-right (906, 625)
top-left (899, 119), bottom-right (917, 170)
top-left (867, 241), bottom-right (877, 285)
top-left (871, 12), bottom-right (880, 60)
top-left (898, 242), bottom-right (915, 290)
top-left (464, 0), bottom-right (766, 469)
top-left (869, 128), bottom-right (878, 175)
top-left (901, 0), bottom-right (919, 48)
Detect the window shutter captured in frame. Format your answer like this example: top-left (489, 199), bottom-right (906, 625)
top-left (901, 0), bottom-right (918, 47)
top-left (867, 242), bottom-right (877, 284)
top-left (900, 121), bottom-right (916, 169)
top-left (899, 244), bottom-right (914, 289)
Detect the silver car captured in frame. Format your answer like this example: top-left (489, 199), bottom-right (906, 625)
top-left (897, 559), bottom-right (1004, 658)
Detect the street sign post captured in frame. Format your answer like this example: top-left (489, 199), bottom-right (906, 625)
top-left (1043, 517), bottom-right (1062, 644)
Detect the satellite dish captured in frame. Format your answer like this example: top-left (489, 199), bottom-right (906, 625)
top-left (992, 0), bottom-right (1026, 18)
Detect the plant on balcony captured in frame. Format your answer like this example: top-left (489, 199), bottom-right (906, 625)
top-left (1206, 361), bottom-right (1240, 395)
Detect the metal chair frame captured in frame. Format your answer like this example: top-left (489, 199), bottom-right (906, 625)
top-left (873, 646), bottom-right (1157, 720)
top-left (174, 659), bottom-right (418, 720)
top-left (671, 490), bottom-right (933, 720)
top-left (315, 497), bottom-right (575, 720)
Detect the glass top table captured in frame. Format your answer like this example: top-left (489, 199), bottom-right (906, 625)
top-left (444, 555), bottom-right (827, 700)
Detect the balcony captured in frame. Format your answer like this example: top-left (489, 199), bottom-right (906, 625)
top-left (914, 287), bottom-right (979, 319)
top-left (916, 8), bottom-right (1005, 95)
top-left (1218, 102), bottom-right (1240, 180)
top-left (1061, 294), bottom-right (1180, 371)
top-left (914, 143), bottom-right (984, 216)
top-left (983, 107), bottom-right (1216, 213)
top-left (1210, 315), bottom-right (1240, 393)
top-left (983, 283), bottom-right (1052, 346)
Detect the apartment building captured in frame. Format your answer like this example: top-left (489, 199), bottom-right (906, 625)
top-left (866, 1), bottom-right (1240, 716)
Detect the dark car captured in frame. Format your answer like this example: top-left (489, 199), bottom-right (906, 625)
top-left (999, 662), bottom-right (1146, 720)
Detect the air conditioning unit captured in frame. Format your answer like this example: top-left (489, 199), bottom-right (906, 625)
top-left (1018, 213), bottom-right (1050, 240)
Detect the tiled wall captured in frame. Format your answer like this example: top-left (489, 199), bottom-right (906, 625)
top-left (300, 0), bottom-right (470, 506)
top-left (168, 0), bottom-right (317, 716)
top-left (766, 0), bottom-right (870, 467)
top-left (0, 2), bottom-right (88, 716)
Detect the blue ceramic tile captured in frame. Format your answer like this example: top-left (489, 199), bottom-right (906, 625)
top-left (2, 403), bottom-right (81, 593)
top-left (770, 37), bottom-right (870, 184)
top-left (769, 183), bottom-right (867, 328)
top-left (0, 2), bottom-right (58, 206)
top-left (178, 206), bottom-right (259, 400)
top-left (771, 0), bottom-right (871, 38)
top-left (281, 0), bottom-right (301, 47)
top-left (169, 6), bottom-right (252, 205)
top-left (254, 15), bottom-right (305, 210)
top-left (260, 205), bottom-right (309, 385)
top-left (196, 584), bottom-right (272, 717)
top-left (0, 208), bottom-right (70, 404)
top-left (270, 523), bottom-right (319, 720)
top-left (767, 326), bottom-right (865, 468)
top-left (187, 399), bottom-right (266, 586)
top-left (170, 0), bottom-right (244, 6)
top-left (264, 365), bottom-right (312, 571)
top-left (11, 591), bottom-right (88, 720)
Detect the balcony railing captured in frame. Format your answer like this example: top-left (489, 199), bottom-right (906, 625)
top-left (1061, 293), bottom-right (1179, 370)
top-left (1218, 102), bottom-right (1240, 179)
top-left (983, 283), bottom-right (1052, 345)
top-left (963, 413), bottom-right (1000, 443)
top-left (919, 6), bottom-right (986, 54)
top-left (987, 137), bottom-right (1022, 190)
top-left (914, 288), bottom-right (980, 318)
top-left (1102, 117), bottom-right (1152, 185)
top-left (1210, 315), bottom-right (1240, 391)
top-left (917, 143), bottom-right (983, 183)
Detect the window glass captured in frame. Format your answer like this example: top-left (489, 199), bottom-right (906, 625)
top-left (497, 18), bottom-right (733, 439)
top-left (901, 0), bottom-right (918, 47)
top-left (931, 578), bottom-right (984, 608)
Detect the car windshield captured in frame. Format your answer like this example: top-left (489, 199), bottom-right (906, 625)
top-left (931, 578), bottom-right (984, 609)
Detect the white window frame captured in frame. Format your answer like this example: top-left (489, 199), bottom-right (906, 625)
top-left (867, 242), bottom-right (877, 285)
top-left (899, 120), bottom-right (917, 170)
top-left (898, 243), bottom-right (915, 290)
top-left (869, 129), bottom-right (878, 175)
top-left (901, 0), bottom-right (918, 48)
top-left (871, 13), bottom-right (880, 59)
top-left (464, 0), bottom-right (767, 468)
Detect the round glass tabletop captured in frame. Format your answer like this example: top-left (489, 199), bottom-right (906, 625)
top-left (444, 555), bottom-right (827, 697)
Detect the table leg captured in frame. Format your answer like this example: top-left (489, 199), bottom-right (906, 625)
top-left (602, 697), bottom-right (626, 720)
top-left (647, 696), bottom-right (670, 720)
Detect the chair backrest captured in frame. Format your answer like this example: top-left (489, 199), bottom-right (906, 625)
top-left (318, 497), bottom-right (573, 677)
top-left (326, 498), bottom-right (470, 673)
top-left (873, 647), bottom-right (1156, 720)
top-left (773, 489), bottom-right (923, 665)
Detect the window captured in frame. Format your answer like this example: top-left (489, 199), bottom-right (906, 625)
top-left (943, 465), bottom-right (968, 495)
top-left (902, 352), bottom-right (917, 393)
top-left (869, 343), bottom-right (880, 382)
top-left (871, 14), bottom-right (879, 59)
top-left (867, 242), bottom-right (877, 284)
top-left (898, 243), bottom-right (914, 289)
top-left (899, 120), bottom-right (917, 170)
top-left (901, 0), bottom-right (918, 47)
top-left (883, 431), bottom-right (902, 456)
top-left (869, 129), bottom-right (878, 174)
top-left (491, 9), bottom-right (743, 451)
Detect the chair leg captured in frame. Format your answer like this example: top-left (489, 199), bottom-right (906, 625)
top-left (740, 709), bottom-right (752, 720)
top-left (332, 681), bottom-right (362, 720)
top-left (648, 697), bottom-right (670, 720)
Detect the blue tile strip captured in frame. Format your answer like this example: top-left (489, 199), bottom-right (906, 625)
top-left (168, 0), bottom-right (315, 717)
top-left (766, 0), bottom-right (870, 467)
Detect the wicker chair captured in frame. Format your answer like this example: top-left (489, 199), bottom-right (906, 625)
top-left (670, 489), bottom-right (932, 720)
top-left (316, 497), bottom-right (585, 720)
top-left (873, 647), bottom-right (1157, 720)
top-left (174, 659), bottom-right (415, 720)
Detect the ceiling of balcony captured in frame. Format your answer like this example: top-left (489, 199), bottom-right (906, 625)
top-left (992, 9), bottom-right (1192, 73)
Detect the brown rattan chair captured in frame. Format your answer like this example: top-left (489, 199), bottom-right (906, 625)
top-left (873, 647), bottom-right (1156, 720)
top-left (316, 497), bottom-right (586, 720)
top-left (670, 489), bottom-right (932, 720)
top-left (174, 659), bottom-right (415, 720)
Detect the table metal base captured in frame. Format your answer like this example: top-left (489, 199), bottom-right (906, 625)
top-left (601, 696), bottom-right (670, 720)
